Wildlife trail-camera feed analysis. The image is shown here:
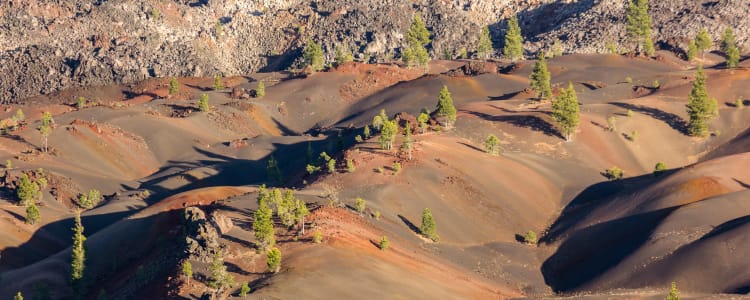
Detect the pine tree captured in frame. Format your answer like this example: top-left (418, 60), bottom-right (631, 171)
top-left (208, 249), bottom-right (234, 295)
top-left (686, 40), bottom-right (698, 62)
top-left (198, 94), bottom-right (209, 112)
top-left (38, 111), bottom-right (53, 153)
top-left (76, 97), bottom-right (86, 109)
top-left (25, 200), bottom-right (40, 225)
top-left (303, 39), bottom-right (325, 72)
top-left (686, 66), bottom-right (717, 137)
top-left (552, 83), bottom-right (581, 141)
top-left (477, 26), bottom-right (494, 59)
top-left (435, 85), bottom-right (457, 128)
top-left (695, 28), bottom-right (712, 59)
top-left (306, 142), bottom-right (314, 165)
top-left (726, 44), bottom-right (740, 68)
top-left (14, 292), bottom-right (23, 300)
top-left (420, 208), bottom-right (439, 242)
top-left (16, 173), bottom-right (40, 206)
top-left (503, 15), bottom-right (523, 60)
top-left (294, 198), bottom-right (309, 234)
top-left (253, 199), bottom-right (275, 250)
top-left (720, 28), bottom-right (736, 54)
top-left (417, 112), bottom-right (430, 133)
top-left (484, 134), bottom-right (499, 155)
top-left (239, 282), bottom-right (251, 297)
top-left (400, 122), bottom-right (414, 160)
top-left (169, 77), bottom-right (179, 95)
top-left (354, 197), bottom-right (366, 214)
top-left (530, 52), bottom-right (552, 100)
top-left (363, 124), bottom-right (371, 139)
top-left (404, 14), bottom-right (431, 67)
top-left (378, 120), bottom-right (398, 150)
top-left (71, 211), bottom-right (86, 284)
top-left (182, 261), bottom-right (193, 284)
top-left (255, 81), bottom-right (265, 98)
top-left (626, 0), bottom-right (653, 55)
top-left (213, 74), bottom-right (224, 90)
top-left (334, 45), bottom-right (354, 66)
top-left (378, 236), bottom-right (389, 250)
top-left (266, 247), bottom-right (282, 273)
top-left (667, 282), bottom-right (680, 300)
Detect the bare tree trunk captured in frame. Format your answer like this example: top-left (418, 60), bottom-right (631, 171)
top-left (300, 216), bottom-right (305, 235)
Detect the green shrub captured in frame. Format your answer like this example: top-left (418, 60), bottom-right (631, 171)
top-left (736, 98), bottom-right (744, 108)
top-left (420, 208), bottom-right (439, 242)
top-left (373, 210), bottom-right (381, 220)
top-left (379, 236), bottom-right (389, 250)
top-left (654, 162), bottom-right (668, 175)
top-left (327, 159), bottom-right (336, 174)
top-left (607, 116), bottom-right (616, 132)
top-left (523, 230), bottom-right (537, 244)
top-left (346, 159), bottom-right (356, 172)
top-left (312, 230), bottom-right (323, 244)
top-left (76, 97), bottom-right (86, 109)
top-left (652, 80), bottom-right (660, 89)
top-left (198, 94), bottom-right (209, 112)
top-left (255, 81), bottom-right (265, 98)
top-left (629, 130), bottom-right (638, 142)
top-left (354, 197), bottom-right (366, 214)
top-left (78, 189), bottom-right (102, 209)
top-left (625, 76), bottom-right (633, 84)
top-left (266, 248), bottom-right (282, 273)
top-left (392, 162), bottom-right (401, 174)
top-left (606, 167), bottom-right (624, 180)
top-left (239, 282), bottom-right (251, 297)
top-left (626, 109), bottom-right (634, 117)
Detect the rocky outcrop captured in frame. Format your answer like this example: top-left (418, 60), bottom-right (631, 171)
top-left (1, 0), bottom-right (748, 103)
top-left (183, 206), bottom-right (221, 263)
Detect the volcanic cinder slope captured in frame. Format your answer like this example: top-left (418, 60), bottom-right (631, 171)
top-left (0, 49), bottom-right (749, 299)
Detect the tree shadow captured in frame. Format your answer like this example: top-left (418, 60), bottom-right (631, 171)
top-left (2, 208), bottom-right (25, 222)
top-left (733, 178), bottom-right (750, 189)
top-left (467, 110), bottom-right (564, 139)
top-left (397, 214), bottom-right (420, 235)
top-left (609, 102), bottom-right (688, 135)
top-left (488, 90), bottom-right (523, 101)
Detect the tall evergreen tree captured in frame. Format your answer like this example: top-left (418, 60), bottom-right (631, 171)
top-left (266, 156), bottom-right (283, 185)
top-left (253, 199), bottom-right (275, 250)
top-left (695, 28), bottom-right (713, 58)
top-left (686, 66), bottom-right (717, 137)
top-left (530, 52), bottom-right (552, 100)
top-left (71, 211), bottom-right (86, 285)
top-left (626, 0), bottom-right (653, 55)
top-left (400, 121), bottom-right (414, 160)
top-left (266, 247), bottom-right (282, 273)
top-left (303, 39), bottom-right (325, 72)
top-left (503, 15), bottom-right (523, 60)
top-left (207, 249), bottom-right (234, 296)
top-left (667, 282), bottom-right (680, 300)
top-left (182, 261), bottom-right (193, 285)
top-left (420, 208), bottom-right (439, 242)
top-left (552, 83), bottom-right (581, 141)
top-left (720, 28), bottom-right (736, 54)
top-left (38, 112), bottom-right (53, 153)
top-left (213, 74), bottom-right (224, 90)
top-left (16, 173), bottom-right (40, 206)
top-left (334, 45), bottom-right (354, 66)
top-left (14, 292), bottom-right (23, 300)
top-left (255, 81), bottom-right (265, 98)
top-left (169, 77), bottom-right (179, 95)
top-left (726, 44), bottom-right (740, 68)
top-left (25, 200), bottom-right (40, 225)
top-left (404, 14), bottom-right (431, 67)
top-left (686, 40), bottom-right (698, 62)
top-left (435, 86), bottom-right (457, 128)
top-left (477, 26), bottom-right (494, 59)
top-left (198, 94), bottom-right (209, 112)
top-left (378, 120), bottom-right (398, 150)
top-left (417, 112), bottom-right (430, 133)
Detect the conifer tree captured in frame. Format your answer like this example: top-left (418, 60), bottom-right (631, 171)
top-left (477, 26), bottom-right (494, 59)
top-left (294, 198), bottom-right (309, 234)
top-left (667, 282), bottom-right (680, 300)
top-left (25, 200), bottom-right (40, 225)
top-left (626, 0), bottom-right (653, 55)
top-left (484, 134), bottom-right (499, 155)
top-left (363, 124), bottom-right (371, 139)
top-left (198, 94), bottom-right (209, 112)
top-left (720, 28), bottom-right (736, 54)
top-left (686, 40), bottom-right (698, 62)
top-left (208, 249), bottom-right (234, 295)
top-left (16, 173), bottom-right (40, 206)
top-left (530, 52), bottom-right (552, 100)
top-left (14, 292), bottom-right (22, 300)
top-left (253, 199), bottom-right (275, 251)
top-left (420, 208), bottom-right (439, 242)
top-left (255, 81), bottom-right (265, 98)
top-left (38, 111), bottom-right (53, 153)
top-left (552, 83), bottom-right (581, 141)
top-left (239, 282), bottom-right (251, 297)
top-left (182, 261), bottom-right (193, 285)
top-left (503, 15), bottom-right (523, 60)
top-left (417, 111), bottom-right (430, 133)
top-left (266, 156), bottom-right (283, 185)
top-left (695, 28), bottom-right (712, 58)
top-left (686, 66), bottom-right (717, 137)
top-left (266, 247), bottom-right (282, 273)
top-left (213, 74), bottom-right (224, 90)
top-left (378, 236), bottom-right (389, 250)
top-left (404, 14), bottom-right (431, 67)
top-left (169, 77), bottom-right (179, 95)
top-left (378, 120), bottom-right (398, 150)
top-left (726, 44), bottom-right (740, 68)
top-left (334, 45), bottom-right (354, 66)
top-left (303, 39), bottom-right (325, 72)
top-left (71, 211), bottom-right (86, 285)
top-left (400, 122), bottom-right (414, 160)
top-left (435, 85), bottom-right (457, 128)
